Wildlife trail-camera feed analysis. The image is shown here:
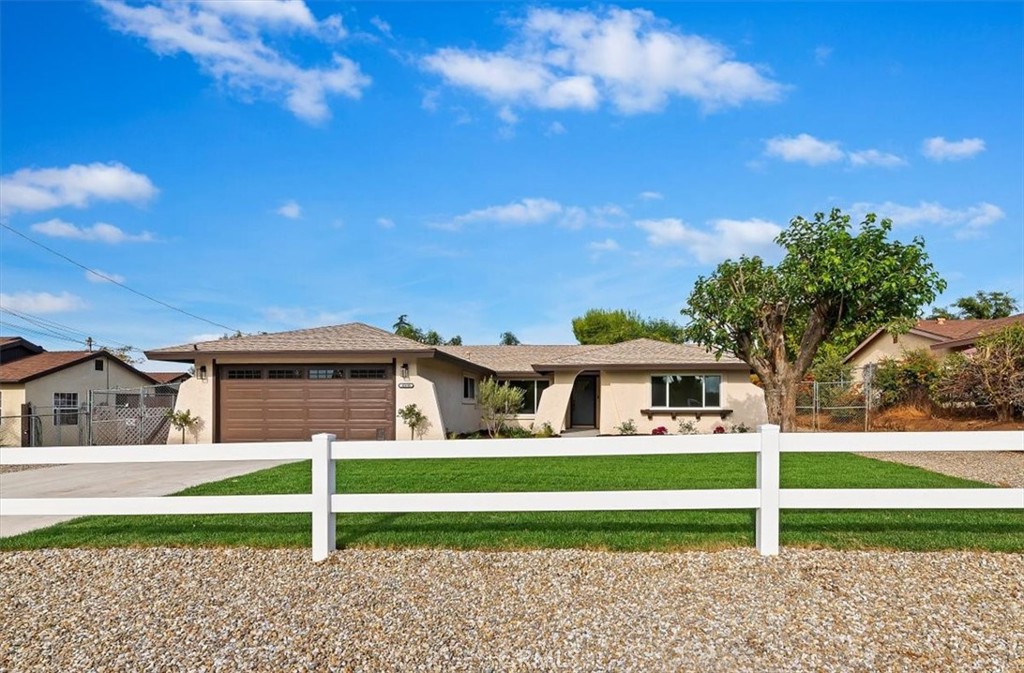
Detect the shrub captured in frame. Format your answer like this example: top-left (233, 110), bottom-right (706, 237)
top-left (677, 420), bottom-right (699, 435)
top-left (729, 423), bottom-right (751, 433)
top-left (500, 425), bottom-right (535, 439)
top-left (933, 324), bottom-right (1024, 421)
top-left (712, 423), bottom-right (726, 434)
top-left (166, 409), bottom-right (201, 444)
top-left (615, 419), bottom-right (638, 435)
top-left (477, 378), bottom-right (526, 438)
top-left (534, 422), bottom-right (556, 438)
top-left (872, 349), bottom-right (940, 409)
top-left (651, 426), bottom-right (668, 435)
top-left (397, 404), bottom-right (430, 440)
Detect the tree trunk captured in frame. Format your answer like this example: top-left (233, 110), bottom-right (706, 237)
top-left (762, 377), bottom-right (800, 432)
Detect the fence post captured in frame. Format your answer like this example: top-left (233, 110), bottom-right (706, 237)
top-left (311, 433), bottom-right (337, 561)
top-left (757, 424), bottom-right (781, 556)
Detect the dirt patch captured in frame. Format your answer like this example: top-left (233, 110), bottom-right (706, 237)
top-left (870, 406), bottom-right (1024, 432)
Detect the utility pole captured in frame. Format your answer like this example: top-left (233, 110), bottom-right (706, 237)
top-left (86, 337), bottom-right (93, 351)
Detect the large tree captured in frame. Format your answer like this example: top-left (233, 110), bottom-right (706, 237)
top-left (683, 209), bottom-right (945, 431)
top-left (929, 291), bottom-right (1019, 320)
top-left (392, 315), bottom-right (461, 346)
top-left (572, 308), bottom-right (685, 345)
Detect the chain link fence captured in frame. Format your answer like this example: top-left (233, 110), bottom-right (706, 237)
top-left (0, 383), bottom-right (180, 447)
top-left (796, 379), bottom-right (874, 432)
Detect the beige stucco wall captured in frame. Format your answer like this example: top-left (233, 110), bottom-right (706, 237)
top-left (415, 358), bottom-right (481, 437)
top-left (533, 370), bottom-right (582, 434)
top-left (0, 385), bottom-right (27, 446)
top-left (598, 370), bottom-right (767, 434)
top-left (167, 358), bottom-right (214, 444)
top-left (848, 332), bottom-right (941, 382)
top-left (394, 358), bottom-right (446, 440)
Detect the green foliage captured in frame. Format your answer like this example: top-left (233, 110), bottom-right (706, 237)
top-left (677, 420), bottom-right (699, 435)
top-left (500, 425), bottom-right (535, 439)
top-left (101, 346), bottom-right (141, 365)
top-left (477, 378), bottom-right (526, 438)
top-left (166, 409), bottom-right (200, 443)
top-left (809, 345), bottom-right (854, 383)
top-left (499, 331), bottom-right (521, 345)
top-left (683, 208), bottom-right (945, 430)
top-left (572, 309), bottom-right (685, 345)
top-left (872, 349), bottom-right (940, 409)
top-left (393, 315), bottom-right (462, 346)
top-left (397, 403), bottom-right (430, 440)
top-left (534, 422), bottom-right (556, 438)
top-left (729, 423), bottom-right (751, 433)
top-left (615, 419), bottom-right (638, 435)
top-left (930, 291), bottom-right (1019, 320)
top-left (933, 324), bottom-right (1024, 421)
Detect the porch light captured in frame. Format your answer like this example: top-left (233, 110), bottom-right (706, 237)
top-left (400, 363), bottom-right (409, 379)
top-left (198, 365), bottom-right (208, 381)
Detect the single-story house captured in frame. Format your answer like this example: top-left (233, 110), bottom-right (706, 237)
top-left (845, 313), bottom-right (1024, 380)
top-left (0, 337), bottom-right (158, 446)
top-left (145, 323), bottom-right (767, 443)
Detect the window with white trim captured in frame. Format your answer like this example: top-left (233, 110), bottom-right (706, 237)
top-left (53, 392), bottom-right (79, 426)
top-left (651, 374), bottom-right (721, 408)
top-left (462, 376), bottom-right (476, 402)
top-left (503, 379), bottom-right (550, 414)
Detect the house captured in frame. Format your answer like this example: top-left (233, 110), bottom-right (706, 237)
top-left (844, 314), bottom-right (1024, 379)
top-left (0, 337), bottom-right (158, 446)
top-left (145, 323), bottom-right (767, 443)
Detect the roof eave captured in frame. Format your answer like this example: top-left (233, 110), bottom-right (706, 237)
top-left (145, 347), bottom-right (439, 363)
top-left (534, 362), bottom-right (751, 372)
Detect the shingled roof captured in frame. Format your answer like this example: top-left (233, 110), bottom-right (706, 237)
top-left (0, 351), bottom-right (156, 384)
top-left (534, 338), bottom-right (748, 370)
top-left (145, 323), bottom-right (436, 362)
top-left (437, 345), bottom-right (603, 377)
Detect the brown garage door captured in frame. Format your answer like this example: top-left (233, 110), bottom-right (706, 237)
top-left (218, 365), bottom-right (395, 442)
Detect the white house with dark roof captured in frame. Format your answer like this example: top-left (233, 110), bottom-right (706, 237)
top-left (146, 323), bottom-right (768, 443)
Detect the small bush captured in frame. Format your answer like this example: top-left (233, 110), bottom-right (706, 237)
top-left (873, 349), bottom-right (940, 409)
top-left (500, 425), bottom-right (535, 439)
top-left (677, 420), bottom-right (699, 435)
top-left (615, 419), bottom-right (638, 435)
top-left (534, 422), bottom-right (556, 438)
top-left (729, 423), bottom-right (751, 433)
top-left (651, 426), bottom-right (668, 435)
top-left (397, 404), bottom-right (430, 440)
top-left (712, 423), bottom-right (726, 434)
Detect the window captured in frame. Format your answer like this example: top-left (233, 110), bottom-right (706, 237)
top-left (268, 368), bottom-right (302, 379)
top-left (504, 379), bottom-right (550, 414)
top-left (53, 392), bottom-right (79, 426)
top-left (349, 368), bottom-right (387, 379)
top-left (463, 376), bottom-right (476, 401)
top-left (95, 359), bottom-right (104, 371)
top-left (309, 368), bottom-right (345, 380)
top-left (226, 369), bottom-right (262, 380)
top-left (651, 375), bottom-right (721, 408)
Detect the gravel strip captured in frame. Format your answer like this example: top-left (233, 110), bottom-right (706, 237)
top-left (858, 451), bottom-right (1024, 488)
top-left (2, 547), bottom-right (1021, 672)
top-left (0, 464), bottom-right (60, 475)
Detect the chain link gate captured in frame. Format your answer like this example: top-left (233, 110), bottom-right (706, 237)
top-left (89, 383), bottom-right (181, 445)
top-left (795, 379), bottom-right (873, 431)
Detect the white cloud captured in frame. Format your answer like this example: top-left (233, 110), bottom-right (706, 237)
top-left (848, 149), bottom-right (907, 168)
top-left (638, 190), bottom-right (664, 201)
top-left (97, 0), bottom-right (369, 123)
top-left (85, 269), bottom-right (126, 284)
top-left (370, 16), bottom-right (392, 38)
top-left (921, 136), bottom-right (985, 161)
top-left (636, 217), bottom-right (781, 264)
top-left (423, 7), bottom-right (782, 115)
top-left (376, 217), bottom-right (395, 229)
top-left (30, 218), bottom-right (155, 243)
top-left (262, 306), bottom-right (362, 326)
top-left (850, 200), bottom-right (1005, 239)
top-left (276, 200), bottom-right (302, 219)
top-left (441, 198), bottom-right (627, 231)
top-left (0, 162), bottom-right (157, 215)
top-left (814, 46), bottom-right (832, 65)
top-left (763, 133), bottom-right (844, 165)
top-left (0, 291), bottom-right (86, 314)
top-left (546, 121), bottom-right (566, 136)
top-left (588, 238), bottom-right (620, 252)
top-left (498, 105), bottom-right (519, 125)
top-left (421, 89), bottom-right (440, 112)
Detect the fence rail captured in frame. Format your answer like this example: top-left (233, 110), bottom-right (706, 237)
top-left (2, 428), bottom-right (1021, 560)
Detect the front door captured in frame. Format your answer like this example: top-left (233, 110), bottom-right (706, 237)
top-left (570, 375), bottom-right (598, 427)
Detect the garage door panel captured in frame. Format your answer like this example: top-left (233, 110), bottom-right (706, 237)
top-left (219, 365), bottom-right (395, 442)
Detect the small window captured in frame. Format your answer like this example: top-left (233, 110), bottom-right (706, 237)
top-left (95, 360), bottom-right (104, 371)
top-left (226, 369), bottom-right (262, 380)
top-left (651, 374), bottom-right (721, 409)
top-left (268, 368), bottom-right (303, 379)
top-left (463, 376), bottom-right (476, 401)
top-left (309, 368), bottom-right (345, 380)
top-left (349, 368), bottom-right (387, 379)
top-left (53, 392), bottom-right (79, 426)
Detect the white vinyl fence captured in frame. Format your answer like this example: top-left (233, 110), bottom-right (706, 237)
top-left (2, 426), bottom-right (1021, 561)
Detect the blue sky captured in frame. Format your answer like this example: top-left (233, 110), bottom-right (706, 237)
top-left (1, 1), bottom-right (1022, 370)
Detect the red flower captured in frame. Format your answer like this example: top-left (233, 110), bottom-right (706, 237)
top-left (652, 426), bottom-right (668, 435)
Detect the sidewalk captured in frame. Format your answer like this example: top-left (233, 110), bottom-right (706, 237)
top-left (0, 460), bottom-right (296, 537)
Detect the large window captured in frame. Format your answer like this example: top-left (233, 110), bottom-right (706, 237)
top-left (53, 392), bottom-right (79, 426)
top-left (503, 379), bottom-right (550, 414)
top-left (651, 374), bottom-right (721, 408)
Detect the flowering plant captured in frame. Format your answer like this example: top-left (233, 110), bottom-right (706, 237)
top-left (652, 426), bottom-right (668, 435)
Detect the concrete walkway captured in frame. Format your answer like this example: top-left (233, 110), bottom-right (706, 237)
top-left (0, 460), bottom-right (296, 538)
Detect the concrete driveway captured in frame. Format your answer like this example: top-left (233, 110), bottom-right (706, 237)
top-left (0, 460), bottom-right (296, 538)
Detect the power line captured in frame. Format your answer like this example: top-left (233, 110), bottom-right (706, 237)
top-left (1, 222), bottom-right (239, 333)
top-left (0, 307), bottom-right (139, 352)
top-left (0, 317), bottom-right (88, 347)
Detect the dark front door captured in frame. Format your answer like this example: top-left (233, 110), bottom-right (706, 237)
top-left (570, 375), bottom-right (598, 427)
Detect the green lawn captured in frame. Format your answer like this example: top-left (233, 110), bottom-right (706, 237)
top-left (2, 453), bottom-right (1021, 552)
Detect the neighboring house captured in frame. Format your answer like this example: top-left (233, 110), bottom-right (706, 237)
top-left (0, 338), bottom-right (158, 446)
top-left (844, 314), bottom-right (1024, 380)
top-left (145, 323), bottom-right (767, 443)
top-left (149, 372), bottom-right (192, 385)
